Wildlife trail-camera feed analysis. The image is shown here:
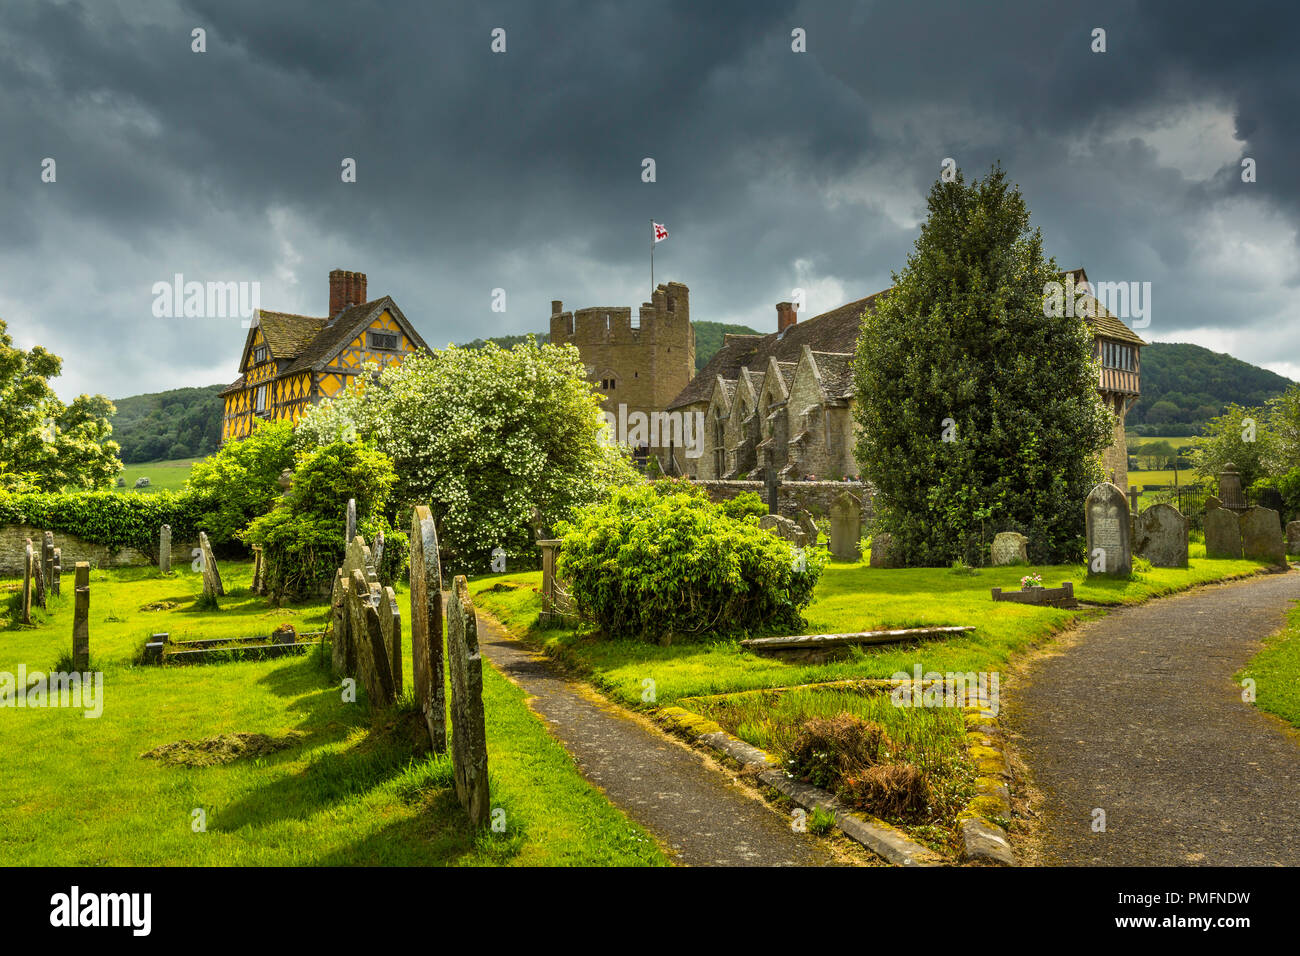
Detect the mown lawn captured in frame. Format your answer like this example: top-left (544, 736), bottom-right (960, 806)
top-left (1238, 603), bottom-right (1300, 731)
top-left (0, 561), bottom-right (666, 866)
top-left (470, 547), bottom-right (1269, 708)
top-left (112, 458), bottom-right (200, 493)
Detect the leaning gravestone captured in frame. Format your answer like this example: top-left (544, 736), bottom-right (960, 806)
top-left (72, 562), bottom-right (90, 670)
top-left (29, 538), bottom-right (46, 610)
top-left (409, 505), bottom-right (447, 753)
top-left (447, 575), bottom-right (490, 826)
top-left (1287, 521), bottom-right (1300, 557)
top-left (376, 584), bottom-right (403, 692)
top-left (198, 532), bottom-right (224, 597)
top-left (796, 509), bottom-right (819, 546)
top-left (990, 532), bottom-right (1028, 566)
top-left (1204, 499), bottom-right (1243, 559)
top-left (830, 492), bottom-right (862, 562)
top-left (348, 568), bottom-right (397, 707)
top-left (331, 568), bottom-right (354, 677)
top-left (1133, 503), bottom-right (1188, 568)
top-left (758, 513), bottom-right (807, 548)
top-left (869, 531), bottom-right (897, 568)
top-left (159, 524), bottom-right (171, 573)
top-left (1085, 482), bottom-right (1131, 577)
top-left (1240, 506), bottom-right (1286, 565)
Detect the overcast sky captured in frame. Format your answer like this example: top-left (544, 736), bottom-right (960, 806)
top-left (1, 0), bottom-right (1296, 402)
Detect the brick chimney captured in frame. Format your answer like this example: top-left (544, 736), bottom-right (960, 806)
top-left (776, 301), bottom-right (796, 332)
top-left (329, 269), bottom-right (367, 315)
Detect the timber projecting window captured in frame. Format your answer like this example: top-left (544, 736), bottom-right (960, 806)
top-left (368, 331), bottom-right (400, 351)
top-left (253, 345), bottom-right (268, 364)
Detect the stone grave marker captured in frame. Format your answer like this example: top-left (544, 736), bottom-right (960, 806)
top-left (410, 505), bottom-right (447, 753)
top-left (990, 531), bottom-right (1028, 566)
top-left (1287, 520), bottom-right (1300, 556)
top-left (330, 568), bottom-right (354, 677)
top-left (29, 538), bottom-right (46, 610)
top-left (447, 575), bottom-right (490, 826)
top-left (796, 509), bottom-right (818, 546)
top-left (1085, 482), bottom-right (1131, 577)
top-left (869, 531), bottom-right (897, 568)
top-left (251, 545), bottom-right (265, 595)
top-left (22, 542), bottom-right (33, 624)
top-left (42, 532), bottom-right (54, 593)
top-left (372, 530), bottom-right (385, 573)
top-left (51, 547), bottom-right (61, 597)
top-left (1240, 506), bottom-right (1286, 565)
top-left (159, 524), bottom-right (171, 573)
top-left (1204, 499), bottom-right (1243, 559)
top-left (830, 492), bottom-right (862, 562)
top-left (376, 584), bottom-right (403, 691)
top-left (758, 513), bottom-right (807, 548)
top-left (1133, 503), bottom-right (1188, 568)
top-left (1218, 464), bottom-right (1245, 510)
top-left (345, 498), bottom-right (357, 544)
top-left (348, 568), bottom-right (397, 707)
top-left (72, 562), bottom-right (90, 670)
top-left (198, 532), bottom-right (224, 597)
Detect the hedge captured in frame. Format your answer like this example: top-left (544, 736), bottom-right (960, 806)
top-left (0, 489), bottom-right (224, 552)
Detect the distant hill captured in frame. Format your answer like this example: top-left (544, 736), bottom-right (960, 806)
top-left (458, 321), bottom-right (762, 371)
top-left (110, 385), bottom-right (225, 463)
top-left (1129, 342), bottom-right (1295, 437)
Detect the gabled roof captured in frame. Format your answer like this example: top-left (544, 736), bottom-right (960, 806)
top-left (1062, 268), bottom-right (1147, 347)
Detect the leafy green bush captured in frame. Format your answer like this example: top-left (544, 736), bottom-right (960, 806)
top-left (716, 491), bottom-right (767, 522)
top-left (0, 488), bottom-right (219, 552)
top-left (243, 441), bottom-right (404, 600)
top-left (186, 419), bottom-right (297, 545)
top-left (555, 483), bottom-right (825, 642)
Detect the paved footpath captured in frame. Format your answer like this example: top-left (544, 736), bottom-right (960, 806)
top-left (475, 613), bottom-right (845, 866)
top-left (1005, 571), bottom-right (1300, 865)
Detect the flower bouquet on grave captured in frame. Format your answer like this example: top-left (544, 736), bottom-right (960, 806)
top-left (1020, 573), bottom-right (1043, 590)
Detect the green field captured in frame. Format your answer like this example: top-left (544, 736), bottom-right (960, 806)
top-left (0, 562), bottom-right (667, 866)
top-left (113, 458), bottom-right (201, 493)
top-left (1129, 468), bottom-right (1204, 490)
top-left (1130, 436), bottom-right (1201, 451)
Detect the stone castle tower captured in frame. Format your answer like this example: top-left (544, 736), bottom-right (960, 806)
top-left (550, 281), bottom-right (696, 462)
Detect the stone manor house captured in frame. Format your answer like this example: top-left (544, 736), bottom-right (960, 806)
top-left (552, 268), bottom-right (1144, 490)
top-left (220, 269), bottom-right (428, 443)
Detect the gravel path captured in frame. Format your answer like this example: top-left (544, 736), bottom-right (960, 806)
top-left (1005, 571), bottom-right (1300, 865)
top-left (475, 612), bottom-right (845, 866)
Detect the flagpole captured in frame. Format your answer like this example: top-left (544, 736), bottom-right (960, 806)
top-left (650, 219), bottom-right (654, 297)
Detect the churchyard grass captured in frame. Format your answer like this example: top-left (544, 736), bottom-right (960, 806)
top-left (0, 561), bottom-right (667, 865)
top-left (112, 457), bottom-right (200, 493)
top-left (1238, 603), bottom-right (1300, 732)
top-left (471, 548), bottom-right (1269, 708)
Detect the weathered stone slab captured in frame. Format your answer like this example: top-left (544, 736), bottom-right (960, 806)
top-left (343, 535), bottom-right (378, 587)
top-left (42, 532), bottom-right (54, 593)
top-left (1204, 501), bottom-right (1243, 559)
top-left (22, 542), bottom-right (33, 625)
top-left (1287, 520), bottom-right (1300, 557)
top-left (989, 531), bottom-right (1028, 566)
top-left (330, 568), bottom-right (354, 677)
top-left (349, 568), bottom-right (396, 707)
top-left (447, 575), bottom-right (490, 826)
top-left (758, 513), bottom-right (807, 548)
top-left (796, 509), bottom-right (818, 546)
top-left (868, 531), bottom-right (896, 568)
top-left (1086, 482), bottom-right (1131, 577)
top-left (30, 538), bottom-right (46, 610)
top-left (991, 581), bottom-right (1077, 608)
top-left (159, 524), bottom-right (171, 573)
top-left (372, 530), bottom-right (385, 572)
top-left (198, 531), bottom-right (224, 596)
top-left (376, 584), bottom-right (403, 692)
top-left (51, 547), bottom-right (61, 597)
top-left (72, 562), bottom-right (90, 670)
top-left (1133, 503), bottom-right (1188, 568)
top-left (345, 498), bottom-right (357, 544)
top-left (1241, 506), bottom-right (1285, 565)
top-left (410, 505), bottom-right (447, 753)
top-left (1217, 463), bottom-right (1245, 509)
top-left (830, 492), bottom-right (862, 562)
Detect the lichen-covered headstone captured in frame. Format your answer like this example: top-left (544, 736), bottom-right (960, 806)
top-left (1133, 503), bottom-right (1188, 568)
top-left (1085, 482), bottom-right (1131, 577)
top-left (1287, 520), bottom-right (1300, 557)
top-left (345, 498), bottom-right (357, 544)
top-left (159, 524), bottom-right (171, 573)
top-left (447, 575), bottom-right (490, 826)
top-left (1241, 506), bottom-right (1285, 565)
top-left (29, 538), bottom-right (46, 610)
top-left (869, 531), bottom-right (897, 568)
top-left (198, 532), bottom-right (224, 597)
top-left (21, 542), bottom-right (33, 625)
top-left (1204, 499), bottom-right (1243, 559)
top-left (72, 562), bottom-right (90, 670)
top-left (830, 492), bottom-right (862, 562)
top-left (758, 513), bottom-right (807, 548)
top-left (410, 505), bottom-right (446, 752)
top-left (42, 532), bottom-right (54, 593)
top-left (330, 568), bottom-right (354, 677)
top-left (372, 530), bottom-right (385, 573)
top-left (990, 532), bottom-right (1028, 566)
top-left (349, 568), bottom-right (396, 707)
top-left (796, 509), bottom-right (818, 546)
top-left (376, 584), bottom-right (402, 691)
top-left (51, 547), bottom-right (61, 597)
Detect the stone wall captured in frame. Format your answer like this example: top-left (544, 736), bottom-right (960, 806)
top-left (1100, 400), bottom-right (1130, 493)
top-left (0, 524), bottom-right (193, 575)
top-left (693, 480), bottom-right (873, 521)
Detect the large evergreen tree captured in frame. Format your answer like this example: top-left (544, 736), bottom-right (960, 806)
top-left (853, 165), bottom-right (1113, 565)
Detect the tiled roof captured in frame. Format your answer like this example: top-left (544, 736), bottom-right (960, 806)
top-left (219, 375), bottom-right (246, 397)
top-left (282, 299), bottom-right (393, 374)
top-left (254, 311), bottom-right (328, 361)
top-left (811, 351), bottom-right (855, 399)
top-left (1062, 268), bottom-right (1147, 346)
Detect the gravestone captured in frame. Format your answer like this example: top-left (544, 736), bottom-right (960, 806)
top-left (1218, 464), bottom-right (1245, 510)
top-left (372, 530), bottom-right (385, 573)
top-left (796, 509), bottom-right (818, 546)
top-left (1240, 507), bottom-right (1286, 565)
top-left (447, 575), bottom-right (490, 826)
top-left (330, 568), bottom-right (354, 677)
top-left (869, 531), bottom-right (897, 568)
top-left (1133, 503), bottom-right (1188, 568)
top-left (21, 542), bottom-right (33, 625)
top-left (765, 473), bottom-right (779, 515)
top-left (72, 562), bottom-right (90, 670)
top-left (159, 524), bottom-right (171, 573)
top-left (345, 498), bottom-right (357, 544)
top-left (250, 545), bottom-right (265, 595)
top-left (198, 532), bottom-right (224, 597)
top-left (271, 623), bottom-right (296, 645)
top-left (830, 492), bottom-right (862, 562)
top-left (51, 547), bottom-right (61, 597)
top-left (349, 568), bottom-right (397, 707)
top-left (1287, 520), bottom-right (1300, 556)
top-left (1085, 482), bottom-right (1131, 577)
top-left (990, 532), bottom-right (1028, 566)
top-left (410, 505), bottom-right (447, 753)
top-left (42, 532), bottom-right (54, 594)
top-left (758, 513), bottom-right (807, 548)
top-left (376, 584), bottom-right (403, 692)
top-left (1204, 500), bottom-right (1243, 559)
top-left (29, 538), bottom-right (46, 610)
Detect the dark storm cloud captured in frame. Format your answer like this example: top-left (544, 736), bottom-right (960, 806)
top-left (0, 0), bottom-right (1296, 401)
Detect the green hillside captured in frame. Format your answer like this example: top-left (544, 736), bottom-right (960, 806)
top-left (110, 385), bottom-right (225, 463)
top-left (1130, 342), bottom-right (1295, 436)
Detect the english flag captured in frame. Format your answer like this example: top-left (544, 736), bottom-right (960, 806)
top-left (653, 221), bottom-right (668, 243)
